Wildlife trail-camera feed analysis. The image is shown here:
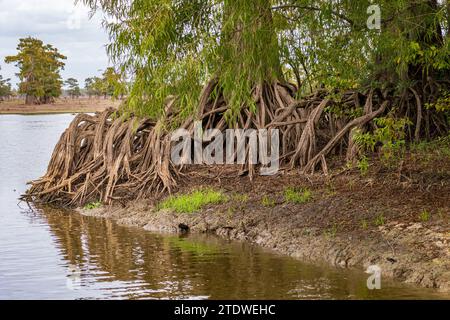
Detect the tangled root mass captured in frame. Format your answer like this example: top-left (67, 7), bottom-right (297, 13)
top-left (24, 80), bottom-right (444, 207)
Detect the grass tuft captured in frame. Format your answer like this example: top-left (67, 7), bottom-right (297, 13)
top-left (157, 188), bottom-right (227, 213)
top-left (261, 196), bottom-right (276, 208)
top-left (419, 210), bottom-right (431, 222)
top-left (361, 219), bottom-right (369, 230)
top-left (374, 213), bottom-right (386, 226)
top-left (284, 187), bottom-right (312, 204)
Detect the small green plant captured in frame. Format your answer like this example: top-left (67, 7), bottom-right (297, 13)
top-left (233, 193), bottom-right (249, 203)
top-left (374, 213), bottom-right (386, 227)
top-left (356, 155), bottom-right (370, 175)
top-left (284, 187), bottom-right (312, 204)
top-left (84, 201), bottom-right (102, 210)
top-left (261, 196), bottom-right (276, 208)
top-left (419, 210), bottom-right (431, 222)
top-left (157, 188), bottom-right (227, 213)
top-left (361, 219), bottom-right (369, 230)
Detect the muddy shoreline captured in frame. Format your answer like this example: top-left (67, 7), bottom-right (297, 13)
top-left (77, 162), bottom-right (450, 293)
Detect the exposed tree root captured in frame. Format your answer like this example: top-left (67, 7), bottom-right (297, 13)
top-left (23, 80), bottom-right (447, 207)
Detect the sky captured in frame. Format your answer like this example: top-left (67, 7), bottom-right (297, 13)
top-left (0, 0), bottom-right (110, 88)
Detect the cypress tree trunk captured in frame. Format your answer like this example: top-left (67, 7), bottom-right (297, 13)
top-left (25, 94), bottom-right (37, 105)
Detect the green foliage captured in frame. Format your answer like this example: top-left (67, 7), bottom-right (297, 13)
top-left (80, 0), bottom-right (450, 119)
top-left (261, 195), bottom-right (276, 208)
top-left (419, 210), bottom-right (431, 222)
top-left (284, 187), bottom-right (312, 204)
top-left (84, 68), bottom-right (127, 99)
top-left (400, 40), bottom-right (450, 76)
top-left (374, 213), bottom-right (386, 227)
top-left (4, 37), bottom-right (66, 104)
top-left (361, 219), bottom-right (368, 230)
top-left (426, 91), bottom-right (450, 112)
top-left (65, 78), bottom-right (81, 98)
top-left (157, 188), bottom-right (227, 213)
top-left (84, 201), bottom-right (102, 210)
top-left (102, 67), bottom-right (127, 98)
top-left (219, 0), bottom-right (282, 121)
top-left (354, 117), bottom-right (411, 163)
top-left (85, 77), bottom-right (99, 97)
top-left (0, 70), bottom-right (12, 99)
top-left (356, 155), bottom-right (370, 176)
top-left (325, 103), bottom-right (364, 119)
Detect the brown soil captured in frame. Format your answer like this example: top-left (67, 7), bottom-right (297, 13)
top-left (0, 98), bottom-right (119, 114)
top-left (78, 148), bottom-right (450, 292)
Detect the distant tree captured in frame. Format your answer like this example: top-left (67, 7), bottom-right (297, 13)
top-left (101, 67), bottom-right (127, 99)
top-left (5, 37), bottom-right (66, 105)
top-left (65, 78), bottom-right (81, 99)
top-left (0, 68), bottom-right (12, 101)
top-left (84, 76), bottom-right (105, 98)
top-left (84, 77), bottom-right (96, 98)
top-left (85, 69), bottom-right (127, 99)
top-left (102, 67), bottom-right (118, 98)
top-left (92, 76), bottom-right (106, 98)
top-left (10, 88), bottom-right (18, 99)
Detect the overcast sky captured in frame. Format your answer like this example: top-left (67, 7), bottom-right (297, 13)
top-left (0, 0), bottom-right (110, 88)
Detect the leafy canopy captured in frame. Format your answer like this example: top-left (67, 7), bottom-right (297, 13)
top-left (5, 37), bottom-right (66, 104)
top-left (84, 67), bottom-right (127, 98)
top-left (65, 78), bottom-right (81, 98)
top-left (80, 0), bottom-right (450, 118)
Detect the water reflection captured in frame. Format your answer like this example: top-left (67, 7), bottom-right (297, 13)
top-left (1, 114), bottom-right (448, 300)
top-left (35, 206), bottom-right (446, 300)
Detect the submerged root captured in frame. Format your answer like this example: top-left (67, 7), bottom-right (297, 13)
top-left (23, 80), bottom-right (443, 207)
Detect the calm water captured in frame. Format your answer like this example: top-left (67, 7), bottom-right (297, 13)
top-left (0, 114), bottom-right (448, 300)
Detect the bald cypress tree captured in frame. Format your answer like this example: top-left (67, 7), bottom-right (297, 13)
top-left (0, 68), bottom-right (12, 101)
top-left (5, 37), bottom-right (66, 105)
top-left (25, 0), bottom-right (450, 206)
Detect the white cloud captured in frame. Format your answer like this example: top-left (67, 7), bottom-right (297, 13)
top-left (0, 0), bottom-right (110, 87)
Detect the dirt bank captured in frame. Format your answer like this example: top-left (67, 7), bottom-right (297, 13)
top-left (78, 145), bottom-right (450, 292)
top-left (0, 98), bottom-right (119, 114)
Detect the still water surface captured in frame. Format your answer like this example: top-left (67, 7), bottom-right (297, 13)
top-left (0, 114), bottom-right (448, 299)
